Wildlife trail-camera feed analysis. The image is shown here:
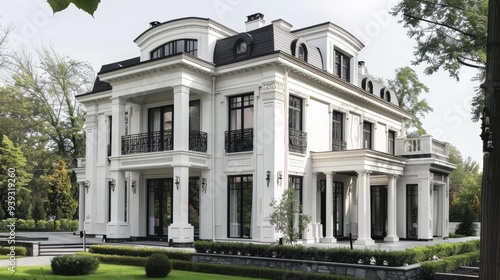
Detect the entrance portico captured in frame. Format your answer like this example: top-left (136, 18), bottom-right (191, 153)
top-left (311, 149), bottom-right (407, 245)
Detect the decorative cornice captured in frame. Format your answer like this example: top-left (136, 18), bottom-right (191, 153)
top-left (85, 115), bottom-right (97, 130)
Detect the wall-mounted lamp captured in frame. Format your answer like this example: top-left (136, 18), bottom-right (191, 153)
top-left (318, 180), bottom-right (326, 192)
top-left (175, 176), bottom-right (180, 190)
top-left (85, 180), bottom-right (90, 193)
top-left (277, 171), bottom-right (283, 187)
top-left (266, 171), bottom-right (271, 187)
top-left (110, 178), bottom-right (116, 192)
top-left (131, 180), bottom-right (136, 194)
top-left (201, 178), bottom-right (207, 193)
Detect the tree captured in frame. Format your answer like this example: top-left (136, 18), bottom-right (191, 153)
top-left (47, 0), bottom-right (100, 16)
top-left (44, 160), bottom-right (77, 224)
top-left (387, 66), bottom-right (432, 135)
top-left (391, 0), bottom-right (488, 121)
top-left (0, 135), bottom-right (33, 219)
top-left (269, 187), bottom-right (311, 245)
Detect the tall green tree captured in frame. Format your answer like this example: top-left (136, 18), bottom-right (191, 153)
top-left (269, 186), bottom-right (311, 245)
top-left (387, 66), bottom-right (432, 135)
top-left (44, 160), bottom-right (77, 222)
top-left (0, 135), bottom-right (33, 219)
top-left (391, 0), bottom-right (488, 121)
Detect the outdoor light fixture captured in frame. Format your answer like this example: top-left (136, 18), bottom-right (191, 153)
top-left (110, 178), bottom-right (116, 192)
top-left (277, 171), bottom-right (283, 186)
top-left (131, 180), bottom-right (136, 194)
top-left (85, 180), bottom-right (90, 193)
top-left (266, 171), bottom-right (271, 187)
top-left (201, 178), bottom-right (207, 193)
top-left (175, 176), bottom-right (180, 190)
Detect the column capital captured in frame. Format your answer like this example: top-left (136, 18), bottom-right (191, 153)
top-left (355, 170), bottom-right (371, 176)
top-left (173, 85), bottom-right (190, 94)
top-left (110, 96), bottom-right (126, 105)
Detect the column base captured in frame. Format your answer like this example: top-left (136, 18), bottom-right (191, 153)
top-left (322, 236), bottom-right (337, 243)
top-left (106, 222), bottom-right (130, 239)
top-left (384, 235), bottom-right (399, 242)
top-left (168, 223), bottom-right (194, 244)
top-left (354, 238), bottom-right (375, 245)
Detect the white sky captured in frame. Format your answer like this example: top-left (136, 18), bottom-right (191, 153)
top-left (0, 0), bottom-right (483, 167)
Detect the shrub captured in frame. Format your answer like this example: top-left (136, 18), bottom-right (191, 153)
top-left (60, 219), bottom-right (70, 231)
top-left (0, 246), bottom-right (27, 256)
top-left (455, 206), bottom-right (478, 236)
top-left (419, 250), bottom-right (479, 280)
top-left (70, 219), bottom-right (79, 231)
top-left (51, 255), bottom-right (99, 276)
top-left (145, 254), bottom-right (172, 278)
top-left (89, 245), bottom-right (192, 261)
top-left (78, 252), bottom-right (146, 266)
top-left (36, 220), bottom-right (47, 230)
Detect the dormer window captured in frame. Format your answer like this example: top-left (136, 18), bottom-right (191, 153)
top-left (361, 78), bottom-right (374, 94)
top-left (150, 39), bottom-right (198, 59)
top-left (380, 88), bottom-right (391, 102)
top-left (236, 40), bottom-right (247, 54)
top-left (334, 50), bottom-right (350, 82)
top-left (298, 44), bottom-right (307, 62)
top-left (291, 39), bottom-right (308, 62)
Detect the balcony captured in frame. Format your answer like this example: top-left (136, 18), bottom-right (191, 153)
top-left (121, 130), bottom-right (173, 155)
top-left (121, 130), bottom-right (208, 155)
top-left (289, 128), bottom-right (307, 154)
top-left (395, 134), bottom-right (449, 159)
top-left (332, 139), bottom-right (347, 151)
top-left (225, 128), bottom-right (253, 153)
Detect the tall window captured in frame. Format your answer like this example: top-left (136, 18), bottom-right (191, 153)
top-left (228, 175), bottom-right (253, 238)
top-left (236, 40), bottom-right (247, 54)
top-left (289, 176), bottom-right (303, 238)
top-left (148, 105), bottom-right (174, 151)
top-left (226, 94), bottom-right (254, 153)
top-left (334, 50), bottom-right (350, 81)
top-left (289, 96), bottom-right (303, 131)
top-left (298, 44), bottom-right (307, 62)
top-left (332, 111), bottom-right (345, 151)
top-left (388, 131), bottom-right (395, 154)
top-left (189, 100), bottom-right (200, 131)
top-left (107, 116), bottom-right (112, 157)
top-left (363, 121), bottom-right (372, 149)
top-left (150, 39), bottom-right (198, 59)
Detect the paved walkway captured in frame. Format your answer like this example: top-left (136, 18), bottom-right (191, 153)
top-left (0, 232), bottom-right (479, 268)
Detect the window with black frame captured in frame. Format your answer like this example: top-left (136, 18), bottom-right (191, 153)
top-left (332, 111), bottom-right (346, 151)
top-left (334, 50), bottom-right (350, 82)
top-left (289, 96), bottom-right (307, 153)
top-left (388, 130), bottom-right (396, 154)
top-left (363, 121), bottom-right (372, 149)
top-left (150, 39), bottom-right (198, 59)
top-left (228, 175), bottom-right (253, 238)
top-left (225, 94), bottom-right (254, 153)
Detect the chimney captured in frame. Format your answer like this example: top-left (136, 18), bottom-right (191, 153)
top-left (272, 19), bottom-right (293, 32)
top-left (358, 61), bottom-right (368, 76)
top-left (246, 13), bottom-right (265, 32)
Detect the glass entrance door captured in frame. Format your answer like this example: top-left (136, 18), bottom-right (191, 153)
top-left (188, 177), bottom-right (200, 239)
top-left (407, 184), bottom-right (419, 239)
top-left (147, 179), bottom-right (173, 236)
top-left (320, 181), bottom-right (344, 237)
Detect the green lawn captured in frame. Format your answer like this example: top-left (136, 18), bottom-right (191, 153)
top-left (1, 263), bottom-right (266, 279)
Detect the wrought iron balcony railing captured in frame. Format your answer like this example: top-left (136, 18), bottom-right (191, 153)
top-left (225, 128), bottom-right (253, 153)
top-left (289, 128), bottom-right (307, 154)
top-left (121, 130), bottom-right (173, 155)
top-left (189, 130), bottom-right (208, 153)
top-left (332, 139), bottom-right (347, 151)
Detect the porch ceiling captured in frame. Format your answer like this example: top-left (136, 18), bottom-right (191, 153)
top-left (311, 149), bottom-right (408, 176)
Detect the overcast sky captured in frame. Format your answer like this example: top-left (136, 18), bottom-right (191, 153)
top-left (0, 0), bottom-right (483, 167)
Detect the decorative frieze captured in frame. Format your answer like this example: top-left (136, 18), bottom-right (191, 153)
top-left (85, 115), bottom-right (98, 130)
top-left (227, 159), bottom-right (252, 167)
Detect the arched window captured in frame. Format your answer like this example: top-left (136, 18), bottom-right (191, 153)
top-left (380, 88), bottom-right (391, 102)
top-left (236, 40), bottom-right (248, 55)
top-left (298, 44), bottom-right (307, 62)
top-left (150, 39), bottom-right (198, 59)
top-left (361, 78), bottom-right (374, 94)
top-left (291, 39), bottom-right (308, 62)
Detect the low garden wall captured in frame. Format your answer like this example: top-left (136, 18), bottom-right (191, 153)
top-left (192, 253), bottom-right (420, 280)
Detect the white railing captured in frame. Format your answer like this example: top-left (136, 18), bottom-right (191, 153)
top-left (395, 135), bottom-right (449, 158)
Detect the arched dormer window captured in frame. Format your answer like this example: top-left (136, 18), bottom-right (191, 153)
top-left (291, 38), bottom-right (308, 62)
top-left (361, 78), bottom-right (374, 94)
top-left (232, 33), bottom-right (253, 59)
top-left (150, 39), bottom-right (197, 59)
top-left (380, 88), bottom-right (391, 102)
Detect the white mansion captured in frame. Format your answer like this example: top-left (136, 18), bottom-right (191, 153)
top-left (75, 13), bottom-right (455, 245)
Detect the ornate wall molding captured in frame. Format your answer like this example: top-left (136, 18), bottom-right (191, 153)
top-left (85, 115), bottom-right (98, 129)
top-left (227, 159), bottom-right (252, 167)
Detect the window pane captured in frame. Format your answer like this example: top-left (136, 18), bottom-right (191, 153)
top-left (189, 100), bottom-right (200, 131)
top-left (243, 107), bottom-right (253, 129)
top-left (228, 175), bottom-right (252, 238)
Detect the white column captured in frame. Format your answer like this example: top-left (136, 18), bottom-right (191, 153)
top-left (173, 85), bottom-right (190, 151)
top-left (384, 175), bottom-right (399, 242)
top-left (355, 170), bottom-right (374, 245)
top-left (78, 181), bottom-right (85, 232)
top-left (323, 172), bottom-right (336, 243)
top-left (168, 166), bottom-right (193, 243)
top-left (107, 97), bottom-right (129, 239)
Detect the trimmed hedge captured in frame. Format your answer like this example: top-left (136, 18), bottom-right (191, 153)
top-left (88, 245), bottom-right (192, 261)
top-left (0, 219), bottom-right (79, 232)
top-left (0, 245), bottom-right (27, 256)
top-left (194, 240), bottom-right (480, 267)
top-left (418, 250), bottom-right (479, 280)
top-left (51, 255), bottom-right (100, 276)
top-left (78, 252), bottom-right (146, 266)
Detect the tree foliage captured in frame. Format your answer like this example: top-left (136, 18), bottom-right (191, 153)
top-left (43, 160), bottom-right (77, 222)
top-left (269, 186), bottom-right (311, 245)
top-left (387, 66), bottom-right (432, 135)
top-left (47, 0), bottom-right (101, 16)
top-left (0, 135), bottom-right (33, 219)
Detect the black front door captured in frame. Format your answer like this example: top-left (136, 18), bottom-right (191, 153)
top-left (371, 186), bottom-right (387, 239)
top-left (147, 179), bottom-right (173, 236)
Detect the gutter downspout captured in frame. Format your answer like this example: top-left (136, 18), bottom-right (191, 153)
top-left (211, 76), bottom-right (216, 241)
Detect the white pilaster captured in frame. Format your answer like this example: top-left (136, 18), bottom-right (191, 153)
top-left (322, 172), bottom-right (336, 243)
top-left (168, 166), bottom-right (193, 243)
top-left (355, 170), bottom-right (374, 245)
top-left (78, 181), bottom-right (85, 232)
top-left (173, 85), bottom-right (190, 151)
top-left (384, 175), bottom-right (399, 242)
